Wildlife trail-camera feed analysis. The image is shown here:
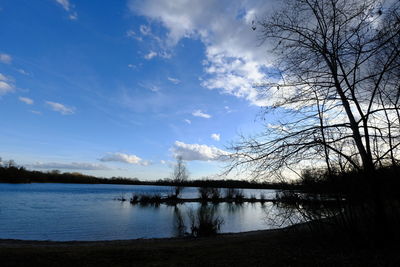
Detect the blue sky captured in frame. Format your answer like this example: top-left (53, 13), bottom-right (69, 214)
top-left (0, 0), bottom-right (279, 180)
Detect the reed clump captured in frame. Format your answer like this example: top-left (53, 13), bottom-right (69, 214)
top-left (188, 206), bottom-right (224, 237)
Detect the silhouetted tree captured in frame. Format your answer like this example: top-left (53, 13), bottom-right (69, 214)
top-left (229, 0), bottom-right (400, 179)
top-left (228, 0), bottom-right (400, 239)
top-left (171, 156), bottom-right (189, 197)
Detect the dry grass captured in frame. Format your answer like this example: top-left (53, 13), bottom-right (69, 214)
top-left (0, 223), bottom-right (399, 267)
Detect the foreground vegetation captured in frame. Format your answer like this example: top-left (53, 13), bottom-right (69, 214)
top-left (0, 221), bottom-right (399, 267)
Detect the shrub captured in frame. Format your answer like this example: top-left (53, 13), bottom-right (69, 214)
top-left (115, 193), bottom-right (127, 202)
top-left (198, 187), bottom-right (212, 200)
top-left (130, 193), bottom-right (162, 205)
top-left (224, 188), bottom-right (236, 199)
top-left (260, 193), bottom-right (266, 204)
top-left (275, 190), bottom-right (301, 204)
top-left (198, 187), bottom-right (221, 202)
top-left (188, 206), bottom-right (224, 237)
top-left (130, 194), bottom-right (139, 204)
top-left (210, 188), bottom-right (221, 202)
top-left (225, 188), bottom-right (244, 203)
top-left (234, 189), bottom-right (244, 203)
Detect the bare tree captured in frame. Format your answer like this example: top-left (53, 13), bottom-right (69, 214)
top-left (171, 156), bottom-right (189, 198)
top-left (229, 0), bottom-right (400, 179)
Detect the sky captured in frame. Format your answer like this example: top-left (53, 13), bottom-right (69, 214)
top-left (0, 0), bottom-right (280, 180)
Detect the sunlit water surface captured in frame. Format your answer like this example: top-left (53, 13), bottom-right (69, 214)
top-left (0, 183), bottom-right (296, 241)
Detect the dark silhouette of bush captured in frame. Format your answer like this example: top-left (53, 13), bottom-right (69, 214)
top-left (260, 193), bottom-right (266, 204)
top-left (115, 193), bottom-right (127, 202)
top-left (274, 165), bottom-right (400, 245)
top-left (224, 188), bottom-right (244, 203)
top-left (130, 194), bottom-right (140, 204)
top-left (198, 187), bottom-right (212, 200)
top-left (234, 190), bottom-right (244, 203)
top-left (130, 193), bottom-right (162, 206)
top-left (188, 206), bottom-right (224, 237)
top-left (210, 188), bottom-right (221, 203)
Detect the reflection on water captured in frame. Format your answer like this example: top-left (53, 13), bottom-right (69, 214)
top-left (187, 204), bottom-right (224, 237)
top-left (262, 202), bottom-right (305, 229)
top-left (226, 202), bottom-right (244, 213)
top-left (0, 183), bottom-right (298, 241)
top-left (173, 205), bottom-right (186, 237)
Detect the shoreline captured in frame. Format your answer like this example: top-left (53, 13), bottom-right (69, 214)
top-left (0, 226), bottom-right (290, 246)
top-left (0, 230), bottom-right (280, 248)
top-left (1, 222), bottom-right (397, 267)
top-left (0, 221), bottom-right (398, 266)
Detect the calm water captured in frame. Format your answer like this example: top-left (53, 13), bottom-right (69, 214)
top-left (0, 183), bottom-right (296, 241)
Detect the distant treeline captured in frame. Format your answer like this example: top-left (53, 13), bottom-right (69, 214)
top-left (0, 160), bottom-right (293, 189)
top-left (0, 164), bottom-right (136, 185)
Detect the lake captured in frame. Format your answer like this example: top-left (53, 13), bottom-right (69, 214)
top-left (0, 183), bottom-right (299, 241)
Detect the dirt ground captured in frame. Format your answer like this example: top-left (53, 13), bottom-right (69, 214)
top-left (0, 225), bottom-right (399, 267)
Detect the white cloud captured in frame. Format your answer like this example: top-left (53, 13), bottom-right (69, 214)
top-left (128, 63), bottom-right (141, 70)
top-left (126, 30), bottom-right (135, 37)
top-left (0, 81), bottom-right (13, 95)
top-left (99, 152), bottom-right (150, 166)
top-left (0, 53), bottom-right (12, 64)
top-left (68, 12), bottom-right (78, 20)
top-left (144, 51), bottom-right (157, 60)
top-left (139, 24), bottom-right (151, 35)
top-left (139, 82), bottom-right (160, 92)
top-left (19, 97), bottom-right (34, 105)
top-left (126, 29), bottom-right (143, 41)
top-left (46, 101), bottom-right (75, 115)
top-left (30, 110), bottom-right (42, 115)
top-left (31, 162), bottom-right (110, 170)
top-left (211, 133), bottom-right (220, 141)
top-left (192, 109), bottom-right (211, 119)
top-left (167, 77), bottom-right (180, 84)
top-left (267, 123), bottom-right (288, 133)
top-left (129, 0), bottom-right (280, 106)
top-left (126, 30), bottom-right (136, 38)
top-left (224, 106), bottom-right (233, 113)
top-left (17, 69), bottom-right (30, 76)
top-left (0, 73), bottom-right (14, 95)
top-left (172, 141), bottom-right (229, 161)
top-left (55, 0), bottom-right (78, 20)
top-left (148, 85), bottom-right (160, 92)
top-left (184, 119), bottom-right (191, 124)
top-left (159, 51), bottom-right (172, 59)
top-left (139, 24), bottom-right (163, 44)
top-left (56, 0), bottom-right (71, 11)
top-left (137, 24), bottom-right (172, 60)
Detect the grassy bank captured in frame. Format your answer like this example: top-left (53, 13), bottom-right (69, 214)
top-left (0, 223), bottom-right (398, 267)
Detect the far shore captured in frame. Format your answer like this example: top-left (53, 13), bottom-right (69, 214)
top-left (0, 178), bottom-right (293, 190)
top-left (0, 164), bottom-right (297, 190)
top-left (0, 222), bottom-right (397, 267)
